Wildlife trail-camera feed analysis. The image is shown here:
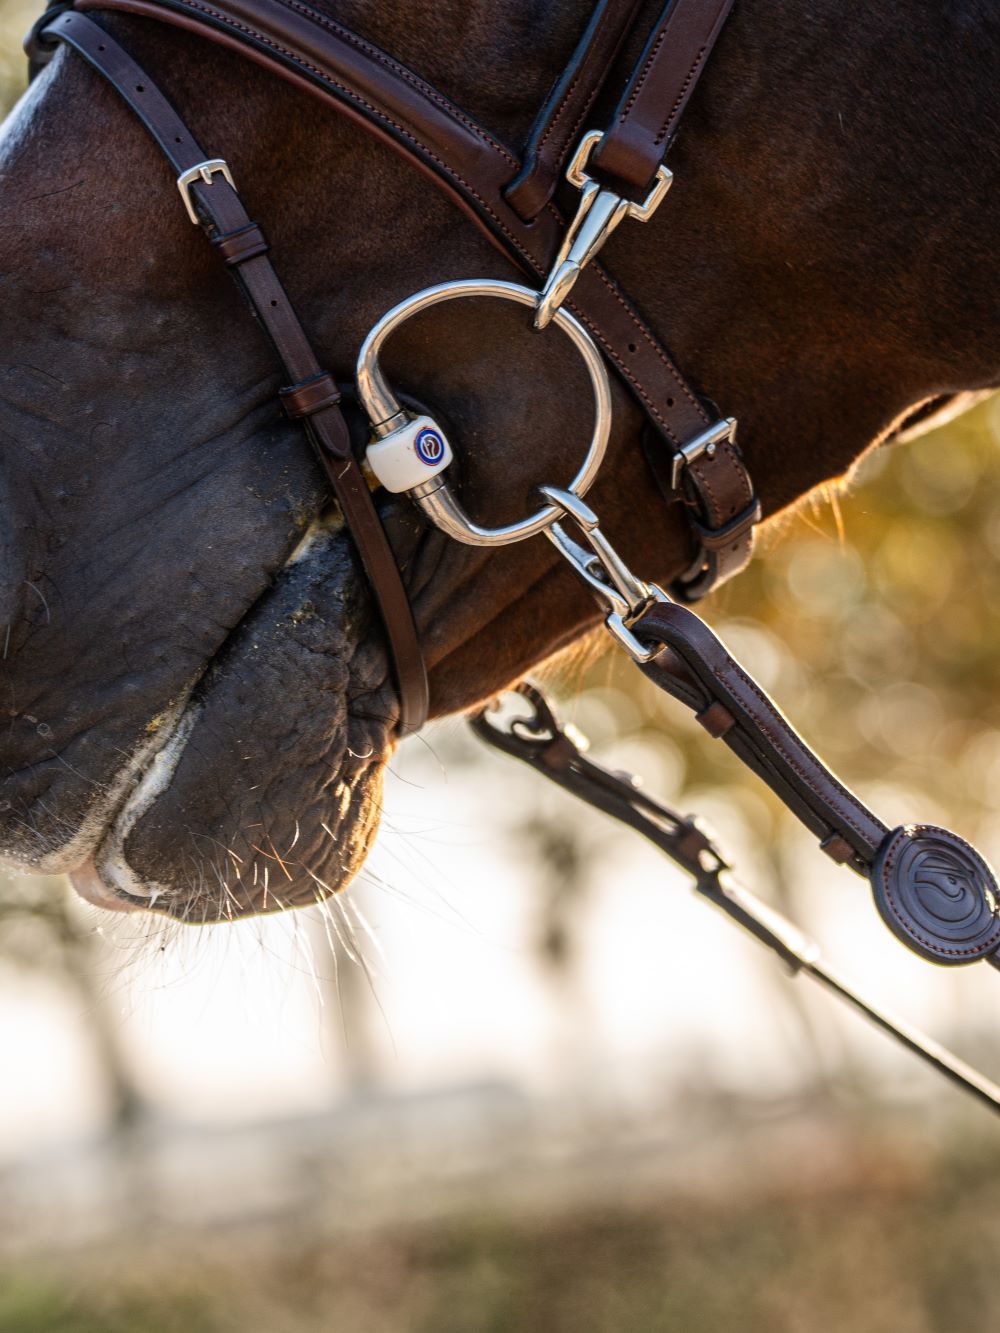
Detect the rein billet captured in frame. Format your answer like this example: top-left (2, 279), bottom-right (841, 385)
top-left (25, 0), bottom-right (1000, 1115)
top-left (359, 263), bottom-right (1000, 1119)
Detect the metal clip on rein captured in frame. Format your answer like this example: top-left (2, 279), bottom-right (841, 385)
top-left (355, 136), bottom-right (1000, 1117)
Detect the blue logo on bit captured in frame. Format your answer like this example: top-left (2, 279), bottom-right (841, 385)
top-left (415, 428), bottom-right (445, 466)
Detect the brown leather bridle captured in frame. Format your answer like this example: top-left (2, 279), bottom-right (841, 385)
top-left (26, 0), bottom-right (760, 735)
top-left (22, 0), bottom-right (1000, 1114)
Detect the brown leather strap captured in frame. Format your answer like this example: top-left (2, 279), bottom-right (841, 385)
top-left (44, 10), bottom-right (428, 733)
top-left (634, 602), bottom-right (1000, 970)
top-left (634, 600), bottom-right (889, 872)
top-left (503, 0), bottom-right (644, 222)
top-left (213, 220), bottom-right (269, 265)
top-left (280, 372), bottom-right (342, 419)
top-left (591, 0), bottom-right (737, 199)
top-left (62, 0), bottom-right (757, 598)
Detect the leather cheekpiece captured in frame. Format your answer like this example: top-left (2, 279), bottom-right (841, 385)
top-left (45, 10), bottom-right (429, 733)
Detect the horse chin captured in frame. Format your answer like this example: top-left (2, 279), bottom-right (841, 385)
top-left (69, 520), bottom-right (398, 923)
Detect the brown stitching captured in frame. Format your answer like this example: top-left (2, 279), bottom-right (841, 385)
top-left (568, 300), bottom-right (672, 440)
top-left (690, 438), bottom-right (754, 523)
top-left (719, 440), bottom-right (753, 509)
top-left (542, 90), bottom-right (596, 175)
top-left (536, 71), bottom-right (584, 152)
top-left (166, 1), bottom-right (543, 264)
top-left (654, 47), bottom-right (706, 146)
top-left (689, 458), bottom-right (723, 524)
top-left (617, 23), bottom-right (669, 121)
top-left (279, 0), bottom-right (516, 160)
top-left (517, 70), bottom-right (594, 206)
top-left (179, 0), bottom-right (520, 167)
top-left (587, 264), bottom-right (709, 422)
top-left (719, 659), bottom-right (886, 849)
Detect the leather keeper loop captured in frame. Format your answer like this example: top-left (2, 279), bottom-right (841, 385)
top-left (213, 222), bottom-right (269, 266)
top-left (696, 701), bottom-right (736, 739)
top-left (820, 832), bottom-right (856, 865)
top-left (280, 372), bottom-right (342, 420)
top-left (690, 497), bottom-right (762, 552)
top-left (26, 7), bottom-right (72, 69)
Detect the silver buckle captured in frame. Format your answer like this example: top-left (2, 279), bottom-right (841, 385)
top-left (176, 159), bottom-right (236, 225)
top-left (671, 417), bottom-right (738, 491)
top-left (535, 130), bottom-right (673, 330)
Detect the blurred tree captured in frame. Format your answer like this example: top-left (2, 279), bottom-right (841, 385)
top-left (0, 875), bottom-right (146, 1134)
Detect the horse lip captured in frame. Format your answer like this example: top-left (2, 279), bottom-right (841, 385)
top-left (70, 859), bottom-right (144, 913)
top-left (18, 513), bottom-right (381, 917)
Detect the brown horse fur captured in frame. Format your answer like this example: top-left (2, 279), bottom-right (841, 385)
top-left (0, 0), bottom-right (996, 918)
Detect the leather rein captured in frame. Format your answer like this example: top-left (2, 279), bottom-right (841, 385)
top-left (23, 0), bottom-right (1000, 1114)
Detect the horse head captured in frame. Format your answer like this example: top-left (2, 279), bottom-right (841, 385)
top-left (0, 0), bottom-right (997, 919)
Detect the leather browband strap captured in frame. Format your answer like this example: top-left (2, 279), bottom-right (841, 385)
top-left (38, 10), bottom-right (429, 734)
top-left (41, 0), bottom-right (759, 601)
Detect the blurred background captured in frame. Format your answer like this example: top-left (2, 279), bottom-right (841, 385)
top-left (3, 9), bottom-right (1000, 1330)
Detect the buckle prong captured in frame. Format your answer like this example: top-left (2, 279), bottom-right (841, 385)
top-left (176, 159), bottom-right (236, 225)
top-left (671, 417), bottom-right (738, 491)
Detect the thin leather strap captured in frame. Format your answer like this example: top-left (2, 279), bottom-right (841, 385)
top-left (591, 0), bottom-right (737, 199)
top-left (280, 372), bottom-right (342, 419)
top-left (60, 0), bottom-right (758, 598)
top-left (44, 9), bottom-right (428, 732)
top-left (213, 220), bottom-right (269, 264)
top-left (634, 600), bottom-right (889, 871)
top-left (504, 0), bottom-right (644, 222)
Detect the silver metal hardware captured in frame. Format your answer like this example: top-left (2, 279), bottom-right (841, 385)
top-left (535, 130), bottom-right (673, 330)
top-left (176, 159), bottom-right (236, 225)
top-left (670, 417), bottom-right (737, 491)
top-left (357, 279), bottom-right (612, 547)
top-left (357, 278), bottom-right (665, 659)
top-left (539, 486), bottom-right (669, 663)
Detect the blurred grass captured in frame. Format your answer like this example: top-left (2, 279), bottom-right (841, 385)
top-left (2, 1139), bottom-right (999, 1333)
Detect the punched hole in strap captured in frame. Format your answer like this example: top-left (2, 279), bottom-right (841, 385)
top-left (212, 222), bottom-right (270, 267)
top-left (280, 372), bottom-right (343, 420)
